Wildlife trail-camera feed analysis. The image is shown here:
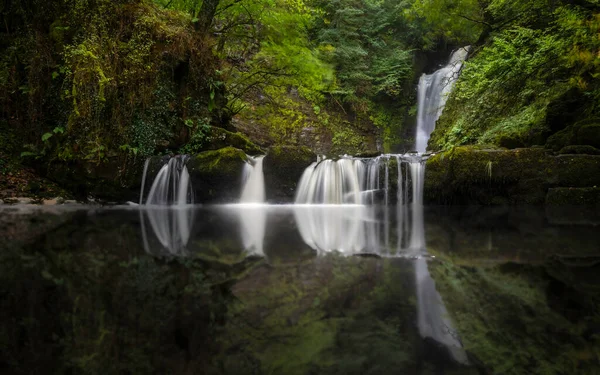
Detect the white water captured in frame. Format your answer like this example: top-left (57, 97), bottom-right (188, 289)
top-left (140, 155), bottom-right (193, 205)
top-left (138, 155), bottom-right (194, 255)
top-left (240, 155), bottom-right (266, 203)
top-left (415, 47), bottom-right (470, 153)
top-left (295, 155), bottom-right (410, 205)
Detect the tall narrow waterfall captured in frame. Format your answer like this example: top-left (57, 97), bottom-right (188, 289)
top-left (240, 155), bottom-right (266, 203)
top-left (139, 155), bottom-right (194, 256)
top-left (415, 47), bottom-right (470, 153)
top-left (140, 155), bottom-right (193, 205)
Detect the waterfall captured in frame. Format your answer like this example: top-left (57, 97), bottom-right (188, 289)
top-left (240, 155), bottom-right (266, 203)
top-left (415, 46), bottom-right (470, 153)
top-left (295, 156), bottom-right (399, 205)
top-left (140, 155), bottom-right (193, 205)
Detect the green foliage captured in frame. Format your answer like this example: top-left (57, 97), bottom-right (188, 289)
top-left (1, 0), bottom-right (219, 170)
top-left (406, 0), bottom-right (484, 48)
top-left (430, 3), bottom-right (600, 150)
top-left (180, 117), bottom-right (212, 153)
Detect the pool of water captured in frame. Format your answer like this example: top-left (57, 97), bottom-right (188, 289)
top-left (1, 205), bottom-right (599, 374)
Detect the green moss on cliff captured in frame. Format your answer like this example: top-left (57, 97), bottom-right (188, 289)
top-left (425, 146), bottom-right (600, 205)
top-left (429, 5), bottom-right (600, 152)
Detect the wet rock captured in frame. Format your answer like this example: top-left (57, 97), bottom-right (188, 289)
top-left (186, 147), bottom-right (248, 203)
top-left (263, 146), bottom-right (317, 202)
top-left (45, 157), bottom-right (143, 203)
top-left (425, 146), bottom-right (600, 205)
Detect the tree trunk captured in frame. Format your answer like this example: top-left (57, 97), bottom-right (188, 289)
top-left (196, 0), bottom-right (220, 33)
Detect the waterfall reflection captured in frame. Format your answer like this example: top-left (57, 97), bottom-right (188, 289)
top-left (237, 205), bottom-right (267, 256)
top-left (140, 206), bottom-right (195, 256)
top-left (138, 204), bottom-right (467, 363)
top-left (293, 205), bottom-right (371, 254)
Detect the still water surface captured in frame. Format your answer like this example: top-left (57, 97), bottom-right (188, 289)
top-left (1, 205), bottom-right (599, 374)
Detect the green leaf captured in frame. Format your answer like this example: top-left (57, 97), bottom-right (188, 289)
top-left (42, 133), bottom-right (53, 142)
top-left (20, 151), bottom-right (37, 157)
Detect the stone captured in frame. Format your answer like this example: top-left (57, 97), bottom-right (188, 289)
top-left (263, 146), bottom-right (317, 203)
top-left (577, 123), bottom-right (600, 149)
top-left (558, 145), bottom-right (600, 155)
top-left (425, 146), bottom-right (600, 205)
top-left (202, 126), bottom-right (264, 155)
top-left (186, 147), bottom-right (248, 203)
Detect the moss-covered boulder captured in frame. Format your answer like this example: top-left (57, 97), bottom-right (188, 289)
top-left (546, 118), bottom-right (600, 152)
top-left (558, 145), bottom-right (600, 155)
top-left (577, 123), bottom-right (600, 149)
top-left (425, 146), bottom-right (600, 205)
top-left (185, 126), bottom-right (264, 155)
top-left (263, 146), bottom-right (317, 202)
top-left (187, 147), bottom-right (248, 203)
top-left (554, 155), bottom-right (600, 188)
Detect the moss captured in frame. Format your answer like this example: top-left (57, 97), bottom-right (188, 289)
top-left (577, 123), bottom-right (600, 149)
top-left (233, 86), bottom-right (379, 156)
top-left (425, 146), bottom-right (600, 205)
top-left (555, 155), bottom-right (600, 188)
top-left (263, 146), bottom-right (316, 202)
top-left (186, 147), bottom-right (248, 203)
top-left (205, 127), bottom-right (264, 155)
top-left (428, 260), bottom-right (600, 375)
top-left (182, 125), bottom-right (264, 155)
top-left (546, 119), bottom-right (600, 152)
top-left (559, 145), bottom-right (600, 155)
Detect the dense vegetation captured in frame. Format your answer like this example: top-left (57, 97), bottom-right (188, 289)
top-left (428, 0), bottom-right (600, 152)
top-left (1, 0), bottom-right (599, 199)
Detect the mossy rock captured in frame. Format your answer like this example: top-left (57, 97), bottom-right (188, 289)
top-left (263, 146), bottom-right (316, 202)
top-left (187, 147), bottom-right (248, 203)
top-left (497, 133), bottom-right (526, 149)
top-left (546, 126), bottom-right (577, 152)
top-left (577, 123), bottom-right (600, 149)
top-left (425, 146), bottom-right (600, 205)
top-left (546, 118), bottom-right (600, 151)
top-left (558, 145), bottom-right (600, 155)
top-left (203, 126), bottom-right (264, 155)
top-left (425, 146), bottom-right (554, 205)
top-left (554, 155), bottom-right (600, 188)
top-left (44, 157), bottom-right (143, 202)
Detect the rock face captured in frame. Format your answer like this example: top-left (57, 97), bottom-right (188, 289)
top-left (200, 126), bottom-right (264, 155)
top-left (45, 157), bottom-right (144, 203)
top-left (186, 147), bottom-right (248, 203)
top-left (263, 146), bottom-right (316, 202)
top-left (425, 146), bottom-right (600, 205)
